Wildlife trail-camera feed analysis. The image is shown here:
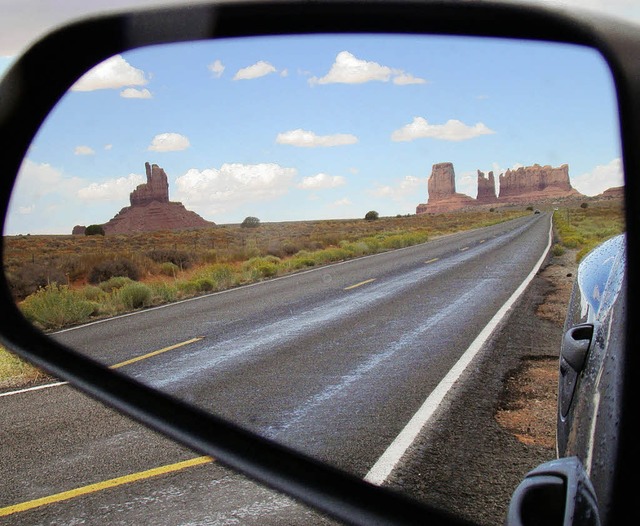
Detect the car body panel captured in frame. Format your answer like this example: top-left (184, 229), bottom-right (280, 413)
top-left (557, 234), bottom-right (626, 521)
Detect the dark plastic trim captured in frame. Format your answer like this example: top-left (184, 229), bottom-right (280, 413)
top-left (1, 2), bottom-right (638, 524)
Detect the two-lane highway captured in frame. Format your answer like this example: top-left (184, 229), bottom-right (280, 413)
top-left (1, 213), bottom-right (552, 524)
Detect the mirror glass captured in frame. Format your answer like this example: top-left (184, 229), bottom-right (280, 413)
top-left (2, 34), bottom-right (625, 523)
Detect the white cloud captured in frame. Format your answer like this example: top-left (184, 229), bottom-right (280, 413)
top-left (208, 59), bottom-right (225, 78)
top-left (298, 173), bottom-right (347, 190)
top-left (120, 87), bottom-right (152, 99)
top-left (333, 198), bottom-right (352, 207)
top-left (310, 51), bottom-right (391, 85)
top-left (148, 133), bottom-right (190, 152)
top-left (391, 117), bottom-right (495, 142)
top-left (309, 51), bottom-right (427, 86)
top-left (572, 158), bottom-right (624, 196)
top-left (77, 173), bottom-right (145, 202)
top-left (74, 145), bottom-right (95, 155)
top-left (458, 172), bottom-right (477, 198)
top-left (71, 55), bottom-right (148, 92)
top-left (18, 205), bottom-right (35, 214)
top-left (104, 144), bottom-right (113, 151)
top-left (393, 73), bottom-right (427, 85)
top-left (175, 163), bottom-right (296, 215)
top-left (276, 129), bottom-right (358, 148)
top-left (370, 176), bottom-right (422, 200)
top-left (233, 61), bottom-right (277, 80)
top-left (7, 160), bottom-right (84, 218)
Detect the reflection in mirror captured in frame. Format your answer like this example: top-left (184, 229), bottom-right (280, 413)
top-left (1, 34), bottom-right (625, 523)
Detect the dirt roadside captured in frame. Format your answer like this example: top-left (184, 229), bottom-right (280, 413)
top-left (388, 249), bottom-right (578, 526)
top-left (494, 250), bottom-right (576, 449)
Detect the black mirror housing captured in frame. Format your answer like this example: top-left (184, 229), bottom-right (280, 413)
top-left (1, 2), bottom-right (639, 525)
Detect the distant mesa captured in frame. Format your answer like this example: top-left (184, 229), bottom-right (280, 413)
top-left (498, 164), bottom-right (580, 203)
top-left (416, 162), bottom-right (476, 214)
top-left (416, 162), bottom-right (584, 214)
top-left (598, 186), bottom-right (624, 199)
top-left (73, 162), bottom-right (214, 234)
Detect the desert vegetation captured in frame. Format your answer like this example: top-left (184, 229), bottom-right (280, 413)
top-left (552, 199), bottom-right (625, 262)
top-left (1, 200), bottom-right (624, 386)
top-left (5, 209), bottom-right (529, 332)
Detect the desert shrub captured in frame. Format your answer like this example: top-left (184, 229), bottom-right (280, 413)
top-left (149, 282), bottom-right (178, 304)
top-left (364, 210), bottom-right (379, 221)
top-left (340, 241), bottom-right (370, 256)
top-left (159, 262), bottom-right (180, 277)
top-left (561, 236), bottom-right (584, 249)
top-left (85, 224), bottom-right (105, 236)
top-left (288, 251), bottom-right (317, 269)
top-left (117, 282), bottom-right (152, 309)
top-left (80, 285), bottom-right (104, 301)
top-left (580, 202), bottom-right (589, 209)
top-left (20, 284), bottom-right (95, 330)
top-left (317, 247), bottom-right (350, 262)
top-left (207, 263), bottom-right (236, 288)
top-left (147, 249), bottom-right (192, 269)
top-left (88, 258), bottom-right (140, 284)
top-left (243, 257), bottom-right (279, 279)
top-left (241, 216), bottom-right (261, 228)
top-left (176, 280), bottom-right (200, 296)
top-left (6, 262), bottom-right (67, 301)
top-left (98, 276), bottom-right (134, 292)
top-left (526, 206), bottom-right (534, 211)
top-left (552, 244), bottom-right (566, 257)
top-left (193, 277), bottom-right (216, 292)
top-left (281, 241), bottom-right (301, 256)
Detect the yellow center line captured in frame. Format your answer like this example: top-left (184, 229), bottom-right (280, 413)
top-left (111, 337), bottom-right (203, 369)
top-left (425, 258), bottom-right (439, 264)
top-left (0, 456), bottom-right (213, 518)
top-left (460, 247), bottom-right (470, 252)
top-left (344, 278), bottom-right (376, 291)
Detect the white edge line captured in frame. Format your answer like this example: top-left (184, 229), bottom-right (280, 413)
top-left (364, 216), bottom-right (553, 486)
top-left (0, 381), bottom-right (68, 398)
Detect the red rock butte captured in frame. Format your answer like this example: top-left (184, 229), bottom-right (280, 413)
top-left (73, 162), bottom-right (214, 234)
top-left (416, 162), bottom-right (583, 214)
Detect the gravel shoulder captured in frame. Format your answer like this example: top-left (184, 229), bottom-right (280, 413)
top-left (387, 249), bottom-right (577, 525)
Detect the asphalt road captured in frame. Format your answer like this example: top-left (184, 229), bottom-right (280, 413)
top-left (0, 213), bottom-right (553, 525)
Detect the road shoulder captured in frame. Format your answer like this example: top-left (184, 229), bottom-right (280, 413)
top-left (386, 252), bottom-right (575, 525)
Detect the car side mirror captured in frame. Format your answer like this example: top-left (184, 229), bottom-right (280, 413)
top-left (507, 457), bottom-right (600, 526)
top-left (1, 2), bottom-right (638, 525)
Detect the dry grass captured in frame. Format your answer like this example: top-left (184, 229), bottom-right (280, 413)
top-left (5, 200), bottom-right (621, 386)
top-left (0, 346), bottom-right (50, 390)
top-left (552, 199), bottom-right (625, 262)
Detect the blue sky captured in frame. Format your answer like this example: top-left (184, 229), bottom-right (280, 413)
top-left (2, 18), bottom-right (625, 234)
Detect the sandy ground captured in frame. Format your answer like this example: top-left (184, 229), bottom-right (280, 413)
top-left (494, 249), bottom-right (577, 449)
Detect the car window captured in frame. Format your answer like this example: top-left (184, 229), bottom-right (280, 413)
top-left (1, 34), bottom-right (626, 524)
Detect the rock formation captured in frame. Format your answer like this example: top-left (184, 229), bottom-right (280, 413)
top-left (598, 186), bottom-right (624, 199)
top-left (498, 164), bottom-right (580, 202)
top-left (427, 162), bottom-right (456, 201)
top-left (476, 170), bottom-right (498, 204)
top-left (416, 162), bottom-right (476, 214)
top-left (416, 162), bottom-right (583, 214)
top-left (73, 162), bottom-right (214, 234)
top-left (130, 162), bottom-right (170, 206)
